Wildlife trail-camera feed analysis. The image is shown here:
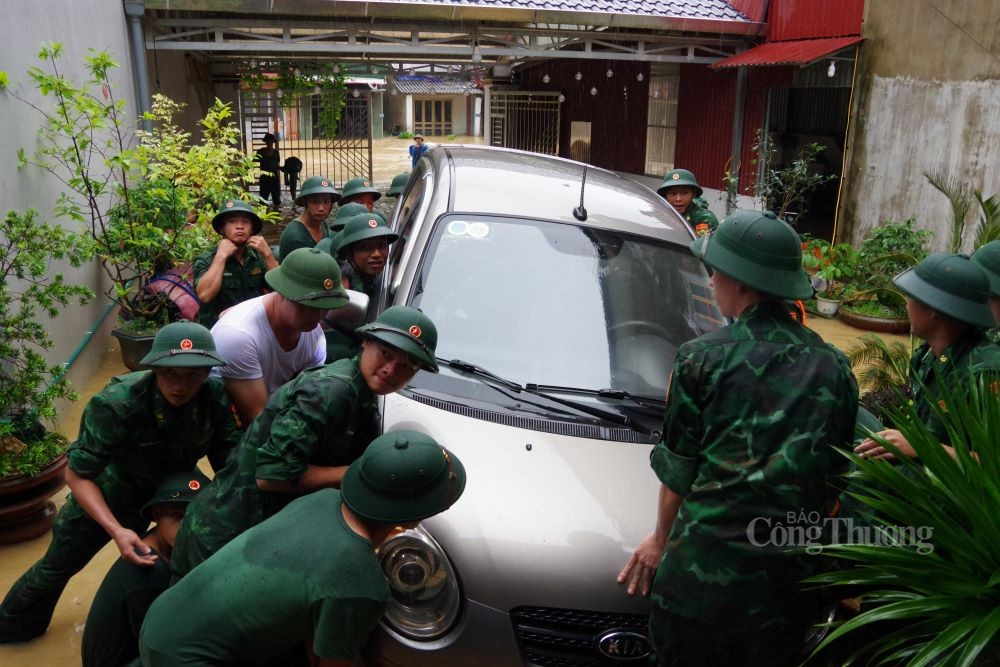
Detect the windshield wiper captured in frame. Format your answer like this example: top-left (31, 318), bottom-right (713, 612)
top-left (437, 358), bottom-right (649, 433)
top-left (525, 384), bottom-right (664, 407)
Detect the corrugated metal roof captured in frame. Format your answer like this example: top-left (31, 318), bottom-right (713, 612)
top-left (368, 0), bottom-right (749, 21)
top-left (710, 36), bottom-right (863, 68)
top-left (394, 76), bottom-right (483, 95)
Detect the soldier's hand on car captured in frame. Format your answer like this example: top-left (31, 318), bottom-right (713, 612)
top-left (854, 429), bottom-right (914, 461)
top-left (113, 528), bottom-right (158, 566)
top-left (617, 532), bottom-right (666, 597)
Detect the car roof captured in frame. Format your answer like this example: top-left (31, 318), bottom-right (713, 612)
top-left (429, 145), bottom-right (692, 243)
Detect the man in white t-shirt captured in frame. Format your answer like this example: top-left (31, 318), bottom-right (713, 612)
top-left (212, 248), bottom-right (348, 423)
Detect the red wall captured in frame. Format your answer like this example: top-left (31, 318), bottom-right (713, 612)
top-left (674, 64), bottom-right (737, 191)
top-left (520, 60), bottom-right (649, 174)
top-left (767, 0), bottom-right (864, 40)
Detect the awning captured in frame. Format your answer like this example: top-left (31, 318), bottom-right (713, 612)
top-left (710, 36), bottom-right (863, 69)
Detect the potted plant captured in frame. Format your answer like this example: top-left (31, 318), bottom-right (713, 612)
top-left (747, 129), bottom-right (838, 222)
top-left (802, 237), bottom-right (858, 317)
top-left (840, 218), bottom-right (932, 333)
top-left (2, 46), bottom-right (267, 367)
top-left (807, 375), bottom-right (1000, 666)
top-left (0, 209), bottom-right (93, 544)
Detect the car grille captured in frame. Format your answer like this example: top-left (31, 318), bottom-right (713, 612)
top-left (510, 606), bottom-right (650, 666)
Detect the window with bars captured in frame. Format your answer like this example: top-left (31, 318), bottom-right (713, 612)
top-left (644, 64), bottom-right (680, 178)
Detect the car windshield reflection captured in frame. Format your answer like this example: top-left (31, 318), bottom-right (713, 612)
top-left (408, 214), bottom-right (723, 404)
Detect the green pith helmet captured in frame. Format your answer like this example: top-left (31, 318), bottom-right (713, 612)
top-left (211, 199), bottom-right (263, 235)
top-left (265, 248), bottom-right (349, 309)
top-left (357, 305), bottom-right (439, 372)
top-left (657, 168), bottom-right (703, 198)
top-left (331, 202), bottom-right (369, 233)
top-left (971, 240), bottom-right (1000, 296)
top-left (340, 177), bottom-right (383, 204)
top-left (336, 211), bottom-right (397, 259)
top-left (140, 321), bottom-right (227, 368)
top-left (690, 209), bottom-right (812, 300)
top-left (295, 176), bottom-right (341, 207)
top-left (341, 430), bottom-right (466, 524)
top-left (387, 172), bottom-right (410, 197)
top-left (894, 253), bottom-right (994, 328)
top-left (140, 469), bottom-right (211, 521)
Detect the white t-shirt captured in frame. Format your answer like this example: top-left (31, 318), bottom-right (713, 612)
top-left (211, 295), bottom-right (325, 394)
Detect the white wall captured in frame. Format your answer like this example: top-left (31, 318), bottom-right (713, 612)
top-left (1, 0), bottom-right (136, 403)
top-left (848, 76), bottom-right (1000, 252)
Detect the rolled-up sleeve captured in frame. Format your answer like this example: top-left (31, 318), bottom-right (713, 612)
top-left (651, 356), bottom-right (703, 496)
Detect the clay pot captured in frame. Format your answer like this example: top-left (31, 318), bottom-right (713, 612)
top-left (0, 454), bottom-right (68, 544)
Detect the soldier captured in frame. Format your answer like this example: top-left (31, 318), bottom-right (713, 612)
top-left (656, 168), bottom-right (719, 238)
top-left (170, 305), bottom-right (439, 578)
top-left (374, 172), bottom-right (409, 221)
top-left (618, 210), bottom-right (858, 666)
top-left (140, 431), bottom-right (466, 666)
top-left (81, 469), bottom-right (209, 667)
top-left (256, 133), bottom-right (281, 210)
top-left (193, 199), bottom-right (278, 330)
top-left (339, 177), bottom-right (383, 212)
top-left (211, 247), bottom-right (347, 424)
top-left (314, 201), bottom-right (370, 258)
top-left (855, 253), bottom-right (1000, 461)
top-left (971, 240), bottom-right (1000, 342)
top-left (336, 211), bottom-right (397, 297)
top-left (0, 323), bottom-right (241, 643)
top-left (278, 176), bottom-right (340, 260)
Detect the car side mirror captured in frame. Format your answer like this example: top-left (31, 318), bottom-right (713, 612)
top-left (325, 289), bottom-right (369, 330)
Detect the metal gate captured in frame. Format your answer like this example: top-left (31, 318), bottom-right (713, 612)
top-left (239, 90), bottom-right (373, 198)
top-left (489, 92), bottom-right (561, 155)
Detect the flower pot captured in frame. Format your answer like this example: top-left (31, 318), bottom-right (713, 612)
top-left (815, 296), bottom-right (841, 317)
top-left (0, 453), bottom-right (68, 545)
top-left (839, 309), bottom-right (911, 334)
top-left (111, 327), bottom-right (157, 371)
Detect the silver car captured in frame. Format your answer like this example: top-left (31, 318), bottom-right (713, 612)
top-left (365, 146), bottom-right (722, 665)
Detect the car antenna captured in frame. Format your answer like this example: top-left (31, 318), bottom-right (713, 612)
top-left (573, 166), bottom-right (588, 221)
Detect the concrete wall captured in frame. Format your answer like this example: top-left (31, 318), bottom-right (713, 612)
top-left (840, 0), bottom-right (1000, 251)
top-left (1, 0), bottom-right (136, 415)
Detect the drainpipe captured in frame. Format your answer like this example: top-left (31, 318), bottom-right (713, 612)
top-left (123, 0), bottom-right (152, 131)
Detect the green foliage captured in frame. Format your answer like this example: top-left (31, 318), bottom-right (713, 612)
top-left (0, 431), bottom-right (68, 479)
top-left (808, 375), bottom-right (1000, 666)
top-left (846, 334), bottom-right (913, 397)
top-left (446, 134), bottom-right (457, 141)
top-left (747, 129), bottom-right (837, 221)
top-left (924, 171), bottom-right (1000, 252)
top-left (845, 218), bottom-right (933, 319)
top-left (4, 46), bottom-right (265, 329)
top-left (398, 131), bottom-right (414, 140)
top-left (240, 62), bottom-right (347, 139)
top-left (802, 237), bottom-right (859, 298)
top-left (0, 209), bottom-right (93, 475)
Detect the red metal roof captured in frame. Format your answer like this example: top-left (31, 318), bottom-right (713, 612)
top-left (710, 36), bottom-right (863, 69)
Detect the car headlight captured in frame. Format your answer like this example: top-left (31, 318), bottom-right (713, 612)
top-left (379, 526), bottom-right (461, 640)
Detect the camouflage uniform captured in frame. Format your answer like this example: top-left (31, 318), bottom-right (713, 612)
top-left (684, 198), bottom-right (719, 238)
top-left (171, 356), bottom-right (379, 577)
top-left (192, 247), bottom-right (268, 330)
top-left (0, 372), bottom-right (240, 642)
top-left (909, 330), bottom-right (1000, 443)
top-left (649, 300), bottom-right (858, 665)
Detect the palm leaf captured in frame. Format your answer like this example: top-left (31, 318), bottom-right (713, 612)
top-left (924, 170), bottom-right (972, 253)
top-left (973, 192), bottom-right (1000, 248)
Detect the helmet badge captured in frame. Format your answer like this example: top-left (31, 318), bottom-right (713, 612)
top-left (188, 480), bottom-right (201, 491)
top-left (368, 219), bottom-right (378, 228)
top-left (671, 173), bottom-right (680, 180)
top-left (363, 180), bottom-right (371, 186)
top-left (321, 180), bottom-right (329, 186)
top-left (323, 278), bottom-right (334, 290)
top-left (225, 201), bottom-right (235, 207)
top-left (179, 339), bottom-right (194, 350)
top-left (409, 325), bottom-right (422, 338)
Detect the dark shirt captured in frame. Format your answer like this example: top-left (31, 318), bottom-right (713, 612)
top-left (82, 548), bottom-right (171, 667)
top-left (192, 247), bottom-right (268, 330)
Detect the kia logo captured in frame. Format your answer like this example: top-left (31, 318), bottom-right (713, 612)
top-left (596, 630), bottom-right (650, 661)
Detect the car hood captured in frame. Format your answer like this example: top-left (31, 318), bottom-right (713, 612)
top-left (382, 393), bottom-right (658, 615)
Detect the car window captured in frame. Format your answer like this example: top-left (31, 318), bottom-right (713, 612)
top-left (407, 215), bottom-right (722, 400)
top-left (388, 165), bottom-right (432, 291)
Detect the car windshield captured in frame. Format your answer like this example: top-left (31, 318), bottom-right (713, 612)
top-left (407, 214), bottom-right (722, 404)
